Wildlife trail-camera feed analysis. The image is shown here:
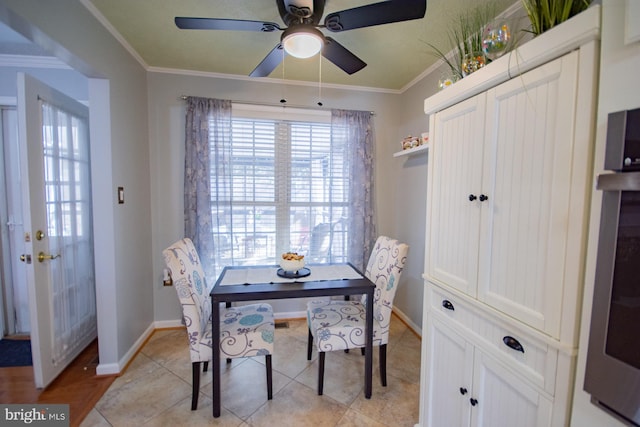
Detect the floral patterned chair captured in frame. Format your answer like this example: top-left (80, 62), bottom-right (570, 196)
top-left (306, 235), bottom-right (409, 395)
top-left (163, 238), bottom-right (274, 410)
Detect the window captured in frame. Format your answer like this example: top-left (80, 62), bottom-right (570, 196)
top-left (210, 107), bottom-right (349, 274)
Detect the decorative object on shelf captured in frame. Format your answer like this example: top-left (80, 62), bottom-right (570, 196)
top-left (438, 72), bottom-right (459, 90)
top-left (482, 19), bottom-right (512, 60)
top-left (461, 52), bottom-right (487, 76)
top-left (521, 0), bottom-right (592, 36)
top-left (421, 132), bottom-right (429, 145)
top-left (401, 135), bottom-right (421, 150)
top-left (426, 2), bottom-right (497, 81)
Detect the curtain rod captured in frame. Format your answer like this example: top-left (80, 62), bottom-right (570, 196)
top-left (179, 95), bottom-right (374, 116)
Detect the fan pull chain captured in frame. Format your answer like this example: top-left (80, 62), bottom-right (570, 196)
top-left (317, 54), bottom-right (323, 107)
top-left (280, 46), bottom-right (287, 105)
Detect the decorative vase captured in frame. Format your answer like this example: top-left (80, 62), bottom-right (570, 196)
top-left (438, 72), bottom-right (459, 90)
top-left (461, 52), bottom-right (486, 76)
top-left (481, 20), bottom-right (511, 60)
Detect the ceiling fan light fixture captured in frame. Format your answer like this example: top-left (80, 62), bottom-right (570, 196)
top-left (282, 25), bottom-right (324, 59)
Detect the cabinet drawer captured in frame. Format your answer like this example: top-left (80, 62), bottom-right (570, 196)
top-left (428, 284), bottom-right (558, 395)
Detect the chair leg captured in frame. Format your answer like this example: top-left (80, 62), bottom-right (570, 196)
top-left (380, 344), bottom-right (387, 387)
top-left (203, 361), bottom-right (208, 372)
top-left (307, 328), bottom-right (313, 361)
top-left (318, 352), bottom-right (325, 395)
top-left (191, 362), bottom-right (201, 410)
top-left (265, 354), bottom-right (273, 400)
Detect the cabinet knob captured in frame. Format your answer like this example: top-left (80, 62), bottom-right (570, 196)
top-left (442, 300), bottom-right (455, 311)
top-left (503, 336), bottom-right (525, 353)
top-left (468, 194), bottom-right (477, 201)
top-left (470, 398), bottom-right (479, 406)
top-left (459, 387), bottom-right (468, 395)
top-left (479, 194), bottom-right (489, 202)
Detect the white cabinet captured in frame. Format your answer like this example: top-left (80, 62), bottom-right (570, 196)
top-left (427, 51), bottom-right (586, 340)
top-left (418, 6), bottom-right (600, 427)
top-left (424, 315), bottom-right (553, 427)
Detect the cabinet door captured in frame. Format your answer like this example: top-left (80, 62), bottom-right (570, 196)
top-left (471, 351), bottom-right (553, 427)
top-left (424, 316), bottom-right (474, 427)
top-left (477, 51), bottom-right (579, 338)
top-left (427, 93), bottom-right (486, 296)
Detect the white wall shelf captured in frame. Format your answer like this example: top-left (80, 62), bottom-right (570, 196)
top-left (394, 144), bottom-right (429, 158)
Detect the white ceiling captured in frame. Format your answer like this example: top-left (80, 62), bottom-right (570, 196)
top-left (0, 0), bottom-right (519, 91)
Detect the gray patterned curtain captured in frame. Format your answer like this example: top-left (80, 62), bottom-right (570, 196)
top-left (184, 97), bottom-right (232, 282)
top-left (332, 109), bottom-right (377, 272)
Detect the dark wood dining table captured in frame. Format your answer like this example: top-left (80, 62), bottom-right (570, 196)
top-left (210, 263), bottom-right (375, 418)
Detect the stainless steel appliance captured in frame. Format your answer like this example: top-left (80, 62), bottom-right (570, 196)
top-left (584, 108), bottom-right (640, 426)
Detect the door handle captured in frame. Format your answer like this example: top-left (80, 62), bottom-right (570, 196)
top-left (503, 335), bottom-right (525, 353)
top-left (38, 252), bottom-right (60, 262)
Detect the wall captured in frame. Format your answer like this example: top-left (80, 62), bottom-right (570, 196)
top-left (0, 0), bottom-right (154, 372)
top-left (148, 71), bottom-right (408, 320)
top-left (391, 64), bottom-right (446, 331)
top-left (571, 0), bottom-right (639, 426)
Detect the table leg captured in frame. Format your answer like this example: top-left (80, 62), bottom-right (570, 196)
top-left (212, 298), bottom-right (221, 417)
top-left (365, 289), bottom-right (373, 399)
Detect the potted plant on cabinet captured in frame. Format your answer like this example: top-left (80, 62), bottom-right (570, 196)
top-left (521, 0), bottom-right (592, 35)
top-left (427, 2), bottom-right (509, 86)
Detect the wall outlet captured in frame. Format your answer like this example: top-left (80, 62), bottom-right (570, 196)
top-left (163, 268), bottom-right (173, 286)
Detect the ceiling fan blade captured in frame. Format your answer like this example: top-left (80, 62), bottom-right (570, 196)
top-left (323, 0), bottom-right (426, 32)
top-left (322, 37), bottom-right (366, 75)
top-left (250, 44), bottom-right (286, 77)
top-left (175, 17), bottom-right (282, 32)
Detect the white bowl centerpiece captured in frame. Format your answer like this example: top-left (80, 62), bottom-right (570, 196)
top-left (280, 252), bottom-right (305, 273)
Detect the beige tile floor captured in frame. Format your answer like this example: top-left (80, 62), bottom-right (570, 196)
top-left (81, 315), bottom-right (421, 427)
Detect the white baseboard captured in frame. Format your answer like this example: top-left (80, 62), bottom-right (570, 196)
top-left (392, 307), bottom-right (422, 337)
top-left (95, 362), bottom-right (120, 376)
top-left (154, 319), bottom-right (184, 329)
top-left (96, 322), bottom-right (155, 376)
top-left (275, 310), bottom-right (306, 320)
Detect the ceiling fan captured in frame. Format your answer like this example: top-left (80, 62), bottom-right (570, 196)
top-left (175, 0), bottom-right (427, 77)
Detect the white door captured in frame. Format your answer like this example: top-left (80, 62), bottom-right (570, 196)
top-left (471, 350), bottom-right (553, 427)
top-left (17, 73), bottom-right (96, 388)
top-left (427, 93), bottom-right (486, 297)
top-left (477, 51), bottom-right (580, 338)
top-left (424, 315), bottom-right (474, 427)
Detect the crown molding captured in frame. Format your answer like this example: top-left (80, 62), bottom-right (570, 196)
top-left (0, 53), bottom-right (70, 69)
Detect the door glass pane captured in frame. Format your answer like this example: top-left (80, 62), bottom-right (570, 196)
top-left (41, 101), bottom-right (96, 364)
